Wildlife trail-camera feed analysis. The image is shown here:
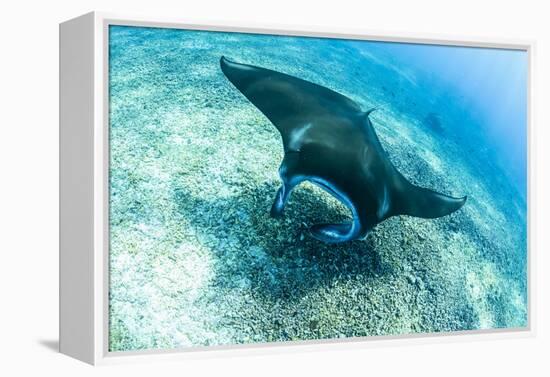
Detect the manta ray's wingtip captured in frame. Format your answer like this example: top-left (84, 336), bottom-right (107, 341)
top-left (398, 187), bottom-right (467, 220)
top-left (220, 55), bottom-right (228, 67)
top-left (220, 55), bottom-right (236, 69)
top-left (453, 195), bottom-right (468, 215)
top-left (220, 56), bottom-right (236, 78)
top-left (442, 193), bottom-right (467, 215)
top-left (454, 195), bottom-right (467, 207)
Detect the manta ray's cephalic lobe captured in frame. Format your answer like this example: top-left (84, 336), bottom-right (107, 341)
top-left (220, 56), bottom-right (466, 243)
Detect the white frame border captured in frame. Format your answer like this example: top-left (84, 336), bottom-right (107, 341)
top-left (87, 11), bottom-right (535, 365)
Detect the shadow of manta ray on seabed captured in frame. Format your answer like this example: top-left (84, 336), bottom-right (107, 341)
top-left (220, 56), bottom-right (467, 244)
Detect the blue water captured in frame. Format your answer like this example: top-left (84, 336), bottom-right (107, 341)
top-left (361, 41), bottom-right (528, 198)
top-left (108, 25), bottom-right (528, 352)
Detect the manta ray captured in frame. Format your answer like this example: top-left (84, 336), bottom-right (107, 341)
top-left (220, 56), bottom-right (466, 244)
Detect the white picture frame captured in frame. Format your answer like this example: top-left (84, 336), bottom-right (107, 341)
top-left (59, 11), bottom-right (536, 365)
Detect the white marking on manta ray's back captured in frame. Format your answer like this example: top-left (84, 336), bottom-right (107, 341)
top-left (288, 123), bottom-right (313, 151)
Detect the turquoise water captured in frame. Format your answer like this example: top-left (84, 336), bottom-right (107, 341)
top-left (108, 25), bottom-right (528, 352)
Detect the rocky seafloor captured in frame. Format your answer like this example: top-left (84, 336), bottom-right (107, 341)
top-left (108, 26), bottom-right (528, 351)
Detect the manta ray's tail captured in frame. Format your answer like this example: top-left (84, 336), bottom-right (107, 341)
top-left (395, 184), bottom-right (467, 219)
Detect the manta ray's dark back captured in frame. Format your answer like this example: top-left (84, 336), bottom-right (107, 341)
top-left (220, 56), bottom-right (466, 243)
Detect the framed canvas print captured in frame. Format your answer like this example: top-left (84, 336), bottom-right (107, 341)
top-left (59, 12), bottom-right (534, 365)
